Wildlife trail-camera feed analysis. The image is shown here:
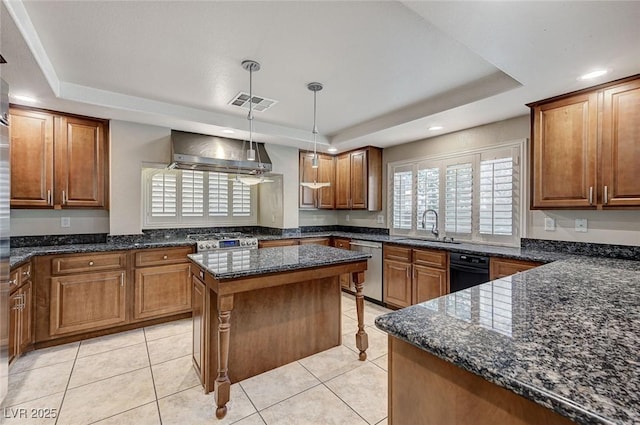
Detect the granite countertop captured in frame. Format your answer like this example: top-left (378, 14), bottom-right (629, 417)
top-left (375, 256), bottom-right (640, 425)
top-left (188, 244), bottom-right (371, 280)
top-left (9, 239), bottom-right (196, 268)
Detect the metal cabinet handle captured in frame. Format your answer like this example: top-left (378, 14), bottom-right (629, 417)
top-left (10, 278), bottom-right (17, 286)
top-left (22, 270), bottom-right (29, 277)
top-left (163, 255), bottom-right (168, 260)
top-left (603, 186), bottom-right (608, 205)
top-left (88, 261), bottom-right (94, 266)
top-left (589, 187), bottom-right (593, 205)
top-left (62, 190), bottom-right (67, 205)
top-left (47, 189), bottom-right (52, 206)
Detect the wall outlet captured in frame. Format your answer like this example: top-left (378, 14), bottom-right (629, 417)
top-left (544, 217), bottom-right (555, 231)
top-left (575, 218), bottom-right (588, 232)
top-left (377, 214), bottom-right (384, 224)
top-left (61, 217), bottom-right (71, 228)
top-left (345, 214), bottom-right (350, 222)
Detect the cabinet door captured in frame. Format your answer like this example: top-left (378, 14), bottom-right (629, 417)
top-left (9, 108), bottom-right (54, 207)
top-left (332, 238), bottom-right (352, 289)
top-left (383, 260), bottom-right (412, 308)
top-left (601, 79), bottom-right (640, 207)
top-left (192, 274), bottom-right (206, 385)
top-left (489, 258), bottom-right (541, 280)
top-left (335, 153), bottom-right (351, 209)
top-left (55, 116), bottom-right (108, 208)
top-left (133, 263), bottom-right (192, 320)
top-left (18, 281), bottom-right (33, 353)
top-left (258, 239), bottom-right (299, 248)
top-left (9, 293), bottom-right (20, 363)
top-left (531, 93), bottom-right (598, 208)
top-left (413, 265), bottom-right (447, 304)
top-left (350, 150), bottom-right (368, 209)
top-left (317, 154), bottom-right (335, 209)
top-left (50, 271), bottom-right (126, 336)
top-left (299, 152), bottom-right (318, 209)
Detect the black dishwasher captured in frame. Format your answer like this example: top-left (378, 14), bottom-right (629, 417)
top-left (449, 252), bottom-right (490, 293)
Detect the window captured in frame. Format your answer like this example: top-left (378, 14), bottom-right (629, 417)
top-left (142, 168), bottom-right (257, 228)
top-left (389, 141), bottom-right (523, 245)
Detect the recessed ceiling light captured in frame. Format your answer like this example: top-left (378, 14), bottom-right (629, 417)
top-left (578, 69), bottom-right (608, 80)
top-left (222, 129), bottom-right (235, 134)
top-left (428, 125), bottom-right (443, 131)
top-left (327, 147), bottom-right (337, 153)
top-left (11, 94), bottom-right (38, 103)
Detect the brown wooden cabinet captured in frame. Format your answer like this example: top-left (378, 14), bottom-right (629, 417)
top-left (489, 257), bottom-right (542, 280)
top-left (332, 237), bottom-right (352, 290)
top-left (258, 239), bottom-right (299, 248)
top-left (9, 106), bottom-right (109, 209)
top-left (191, 270), bottom-right (207, 387)
top-left (9, 262), bottom-right (33, 364)
top-left (299, 152), bottom-right (335, 209)
top-left (49, 270), bottom-right (127, 336)
top-left (384, 244), bottom-right (448, 308)
top-left (335, 147), bottom-right (382, 211)
top-left (133, 247), bottom-right (193, 321)
top-left (299, 237), bottom-right (330, 246)
top-left (529, 74), bottom-right (640, 209)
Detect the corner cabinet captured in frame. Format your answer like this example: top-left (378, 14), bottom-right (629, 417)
top-left (335, 147), bottom-right (382, 211)
top-left (10, 106), bottom-right (109, 209)
top-left (299, 152), bottom-right (335, 209)
top-left (9, 262), bottom-right (33, 364)
top-left (529, 74), bottom-right (640, 209)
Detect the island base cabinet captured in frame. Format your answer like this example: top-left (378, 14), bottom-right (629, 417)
top-left (49, 271), bottom-right (126, 336)
top-left (191, 273), bottom-right (207, 388)
top-left (388, 336), bottom-right (577, 425)
top-left (133, 263), bottom-right (191, 320)
top-left (202, 276), bottom-right (341, 391)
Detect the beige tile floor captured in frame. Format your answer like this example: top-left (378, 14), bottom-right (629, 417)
top-left (1, 293), bottom-right (392, 425)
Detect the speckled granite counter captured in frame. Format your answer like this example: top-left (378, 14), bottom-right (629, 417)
top-left (375, 256), bottom-right (640, 424)
top-left (188, 244), bottom-right (371, 280)
top-left (9, 239), bottom-right (195, 268)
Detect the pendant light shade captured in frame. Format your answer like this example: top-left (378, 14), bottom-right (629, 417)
top-left (300, 82), bottom-right (330, 189)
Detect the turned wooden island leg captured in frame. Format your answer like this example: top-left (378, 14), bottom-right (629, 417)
top-left (215, 294), bottom-right (234, 419)
top-left (352, 271), bottom-right (369, 361)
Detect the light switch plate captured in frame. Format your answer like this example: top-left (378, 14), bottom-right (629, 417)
top-left (544, 217), bottom-right (555, 231)
top-left (61, 217), bottom-right (71, 228)
top-left (575, 218), bottom-right (588, 232)
top-left (377, 214), bottom-right (384, 224)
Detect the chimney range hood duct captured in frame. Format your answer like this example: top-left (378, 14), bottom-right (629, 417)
top-left (169, 130), bottom-right (272, 175)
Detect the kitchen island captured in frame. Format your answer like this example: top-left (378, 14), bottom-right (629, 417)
top-left (375, 257), bottom-right (640, 425)
top-left (187, 244), bottom-right (371, 419)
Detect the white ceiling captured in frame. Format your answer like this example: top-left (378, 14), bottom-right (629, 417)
top-left (1, 1), bottom-right (639, 153)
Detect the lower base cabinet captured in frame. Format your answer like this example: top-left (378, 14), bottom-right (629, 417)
top-left (9, 281), bottom-right (32, 363)
top-left (191, 272), bottom-right (207, 386)
top-left (49, 271), bottom-right (127, 336)
top-left (413, 264), bottom-right (448, 305)
top-left (489, 258), bottom-right (542, 280)
top-left (383, 259), bottom-right (412, 307)
top-left (134, 263), bottom-right (191, 320)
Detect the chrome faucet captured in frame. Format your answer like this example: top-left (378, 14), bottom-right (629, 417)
top-left (421, 209), bottom-right (439, 239)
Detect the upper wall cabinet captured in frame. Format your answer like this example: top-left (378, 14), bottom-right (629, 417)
top-left (335, 146), bottom-right (382, 211)
top-left (10, 107), bottom-right (109, 209)
top-left (529, 75), bottom-right (640, 209)
top-left (299, 152), bottom-right (335, 209)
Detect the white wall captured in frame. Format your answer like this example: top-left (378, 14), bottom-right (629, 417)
top-left (299, 209), bottom-right (338, 227)
top-left (261, 143), bottom-right (299, 229)
top-left (109, 120), bottom-right (171, 235)
top-left (10, 209), bottom-right (109, 236)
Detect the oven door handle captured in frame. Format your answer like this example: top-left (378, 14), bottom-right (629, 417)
top-left (450, 263), bottom-right (489, 274)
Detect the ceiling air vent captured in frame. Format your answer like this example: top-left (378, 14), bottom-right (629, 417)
top-left (228, 92), bottom-right (277, 112)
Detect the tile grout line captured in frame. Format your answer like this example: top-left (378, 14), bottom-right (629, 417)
top-left (321, 380), bottom-right (372, 425)
top-left (234, 383), bottom-right (266, 425)
top-left (53, 343), bottom-right (81, 425)
top-left (143, 327), bottom-right (164, 425)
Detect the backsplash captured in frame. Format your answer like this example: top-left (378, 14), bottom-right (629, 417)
top-left (10, 233), bottom-right (108, 248)
top-left (521, 238), bottom-right (640, 261)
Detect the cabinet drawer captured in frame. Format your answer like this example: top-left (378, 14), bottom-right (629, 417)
top-left (135, 246), bottom-right (193, 267)
top-left (490, 258), bottom-right (542, 280)
top-left (413, 249), bottom-right (447, 269)
top-left (332, 238), bottom-right (351, 250)
top-left (51, 252), bottom-right (126, 275)
top-left (258, 239), bottom-right (299, 248)
top-left (9, 268), bottom-right (20, 292)
top-left (384, 245), bottom-right (411, 262)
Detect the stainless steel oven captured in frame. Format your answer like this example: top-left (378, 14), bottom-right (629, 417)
top-left (449, 253), bottom-right (490, 293)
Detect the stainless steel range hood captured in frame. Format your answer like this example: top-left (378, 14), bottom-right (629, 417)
top-left (169, 130), bottom-right (272, 175)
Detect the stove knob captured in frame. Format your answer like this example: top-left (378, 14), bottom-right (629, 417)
top-left (205, 244), bottom-right (211, 250)
top-left (240, 241), bottom-right (245, 246)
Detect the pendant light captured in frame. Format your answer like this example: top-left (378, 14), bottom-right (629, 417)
top-left (234, 59), bottom-right (272, 186)
top-left (300, 82), bottom-right (330, 189)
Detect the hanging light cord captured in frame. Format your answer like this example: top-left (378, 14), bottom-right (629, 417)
top-left (312, 88), bottom-right (318, 161)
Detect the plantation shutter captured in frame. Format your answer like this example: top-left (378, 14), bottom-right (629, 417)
top-left (479, 157), bottom-right (514, 235)
top-left (392, 168), bottom-right (413, 229)
top-left (232, 180), bottom-right (251, 217)
top-left (444, 162), bottom-right (473, 234)
top-left (417, 167), bottom-right (439, 231)
top-left (150, 171), bottom-right (177, 217)
top-left (208, 172), bottom-right (229, 216)
top-left (181, 170), bottom-right (204, 217)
